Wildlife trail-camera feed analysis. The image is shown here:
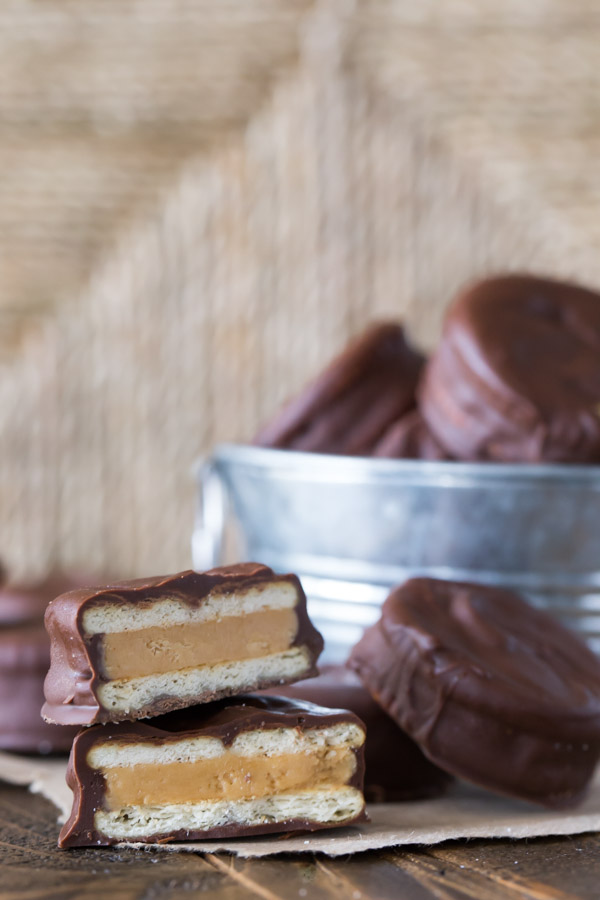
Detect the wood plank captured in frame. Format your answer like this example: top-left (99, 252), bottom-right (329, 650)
top-left (2, 780), bottom-right (600, 900)
top-left (207, 854), bottom-right (348, 900)
top-left (384, 836), bottom-right (600, 900)
top-left (207, 852), bottom-right (440, 900)
top-left (425, 835), bottom-right (600, 900)
top-left (314, 854), bottom-right (437, 900)
top-left (0, 784), bottom-right (245, 900)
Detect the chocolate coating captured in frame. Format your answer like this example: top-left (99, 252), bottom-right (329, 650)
top-left (43, 564), bottom-right (324, 726)
top-left (421, 274), bottom-right (600, 462)
top-left (349, 577), bottom-right (600, 808)
top-left (260, 666), bottom-right (452, 801)
top-left (254, 322), bottom-right (424, 455)
top-left (373, 410), bottom-right (451, 460)
top-left (0, 575), bottom-right (95, 753)
top-left (59, 694), bottom-right (366, 847)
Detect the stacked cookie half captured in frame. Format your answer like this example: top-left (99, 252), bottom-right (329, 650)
top-left (42, 563), bottom-right (367, 847)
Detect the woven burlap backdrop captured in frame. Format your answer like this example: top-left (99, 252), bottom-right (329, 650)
top-left (2, 0), bottom-right (600, 579)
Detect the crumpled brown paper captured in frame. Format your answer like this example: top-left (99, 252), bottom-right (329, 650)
top-left (1, 751), bottom-right (599, 857)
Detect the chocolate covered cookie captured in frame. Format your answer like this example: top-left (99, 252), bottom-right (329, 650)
top-left (0, 624), bottom-right (79, 754)
top-left (349, 577), bottom-right (600, 807)
top-left (59, 695), bottom-right (366, 847)
top-left (0, 575), bottom-right (92, 753)
top-left (262, 666), bottom-right (452, 801)
top-left (43, 564), bottom-right (323, 726)
top-left (373, 410), bottom-right (451, 460)
top-left (420, 274), bottom-right (600, 462)
top-left (254, 323), bottom-right (424, 455)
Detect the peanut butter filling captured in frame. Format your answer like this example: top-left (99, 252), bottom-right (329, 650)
top-left (102, 747), bottom-right (356, 809)
top-left (100, 608), bottom-right (298, 679)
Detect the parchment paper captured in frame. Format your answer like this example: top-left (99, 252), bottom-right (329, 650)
top-left (1, 750), bottom-right (599, 858)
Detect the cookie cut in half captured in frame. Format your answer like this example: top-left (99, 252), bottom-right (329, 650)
top-left (58, 695), bottom-right (366, 847)
top-left (43, 564), bottom-right (323, 725)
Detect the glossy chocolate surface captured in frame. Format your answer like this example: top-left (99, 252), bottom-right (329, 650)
top-left (59, 695), bottom-right (366, 847)
top-left (43, 564), bottom-right (324, 725)
top-left (261, 666), bottom-right (452, 801)
top-left (254, 323), bottom-right (424, 455)
top-left (421, 274), bottom-right (600, 462)
top-left (349, 577), bottom-right (600, 807)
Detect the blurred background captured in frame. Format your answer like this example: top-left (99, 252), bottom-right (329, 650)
top-left (1, 0), bottom-right (600, 581)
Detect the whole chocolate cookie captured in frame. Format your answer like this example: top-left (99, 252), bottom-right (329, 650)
top-left (0, 574), bottom-right (94, 753)
top-left (420, 275), bottom-right (600, 462)
top-left (349, 577), bottom-right (600, 807)
top-left (254, 323), bottom-right (424, 455)
top-left (0, 574), bottom-right (94, 627)
top-left (373, 410), bottom-right (451, 460)
top-left (260, 665), bottom-right (452, 801)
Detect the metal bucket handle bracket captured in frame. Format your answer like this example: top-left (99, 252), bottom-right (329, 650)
top-left (191, 458), bottom-right (226, 571)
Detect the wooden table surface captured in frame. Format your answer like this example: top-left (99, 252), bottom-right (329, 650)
top-left (2, 783), bottom-right (599, 900)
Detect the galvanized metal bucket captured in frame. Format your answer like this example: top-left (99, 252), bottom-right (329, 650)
top-left (193, 444), bottom-right (600, 663)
